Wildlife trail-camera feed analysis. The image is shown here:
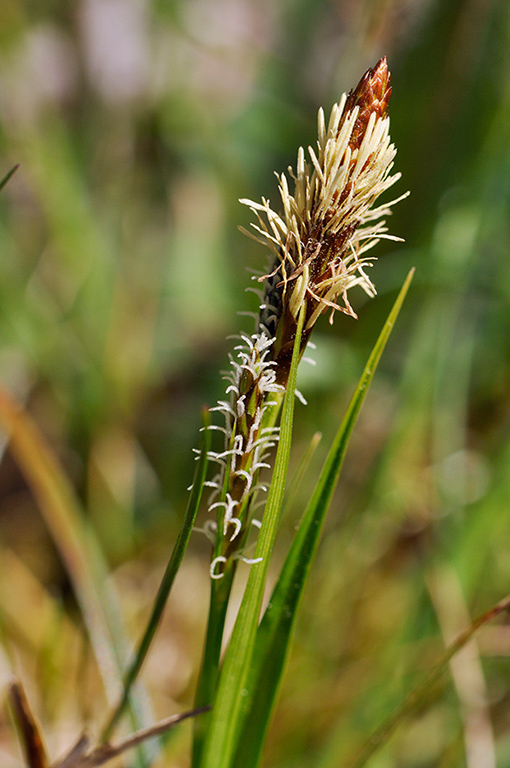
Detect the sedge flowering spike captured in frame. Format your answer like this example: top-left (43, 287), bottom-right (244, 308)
top-left (240, 57), bottom-right (408, 384)
top-left (202, 332), bottom-right (284, 579)
top-left (200, 58), bottom-right (406, 578)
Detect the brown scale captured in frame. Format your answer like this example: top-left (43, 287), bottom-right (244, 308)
top-left (341, 57), bottom-right (392, 148)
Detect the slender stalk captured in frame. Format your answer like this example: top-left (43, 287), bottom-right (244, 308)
top-left (56, 707), bottom-right (211, 768)
top-left (101, 408), bottom-right (211, 742)
top-left (349, 592), bottom-right (510, 768)
top-left (192, 392), bottom-right (284, 766)
top-left (0, 163), bottom-right (19, 192)
top-left (191, 560), bottom-right (235, 768)
top-left (233, 269), bottom-right (414, 768)
top-left (8, 681), bottom-right (48, 768)
top-left (0, 387), bottom-right (154, 766)
top-left (199, 303), bottom-right (306, 768)
top-left (0, 388), bottom-right (128, 699)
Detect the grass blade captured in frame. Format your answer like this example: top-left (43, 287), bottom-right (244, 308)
top-left (102, 407), bottom-right (211, 741)
top-left (8, 681), bottom-right (49, 768)
top-left (0, 387), bottom-right (153, 765)
top-left (191, 557), bottom-right (237, 768)
top-left (198, 303), bottom-right (306, 768)
top-left (0, 164), bottom-right (19, 192)
top-left (349, 591), bottom-right (510, 767)
top-left (234, 269), bottom-right (415, 768)
top-left (56, 707), bottom-right (211, 768)
top-left (192, 396), bottom-right (286, 766)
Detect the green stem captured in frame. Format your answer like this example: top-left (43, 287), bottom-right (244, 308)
top-left (192, 388), bottom-right (285, 766)
top-left (192, 561), bottom-right (235, 768)
top-left (199, 303), bottom-right (306, 768)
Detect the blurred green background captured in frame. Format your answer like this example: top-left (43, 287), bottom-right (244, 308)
top-left (0, 0), bottom-right (510, 766)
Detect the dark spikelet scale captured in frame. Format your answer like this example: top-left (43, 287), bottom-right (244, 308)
top-left (341, 57), bottom-right (392, 150)
top-left (258, 256), bottom-right (285, 337)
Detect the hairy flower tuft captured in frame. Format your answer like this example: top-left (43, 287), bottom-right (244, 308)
top-left (240, 57), bottom-right (408, 384)
top-left (199, 331), bottom-right (283, 578)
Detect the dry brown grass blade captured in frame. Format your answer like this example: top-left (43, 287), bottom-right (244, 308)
top-left (428, 567), bottom-right (496, 768)
top-left (8, 681), bottom-right (49, 768)
top-left (7, 678), bottom-right (209, 768)
top-left (0, 386), bottom-right (122, 700)
top-left (52, 707), bottom-right (211, 768)
top-left (350, 592), bottom-right (510, 767)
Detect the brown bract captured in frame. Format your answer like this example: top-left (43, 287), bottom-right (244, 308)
top-left (342, 57), bottom-right (392, 150)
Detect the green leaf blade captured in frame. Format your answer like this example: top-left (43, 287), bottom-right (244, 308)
top-left (198, 304), bottom-right (306, 768)
top-left (102, 408), bottom-right (211, 741)
top-left (234, 269), bottom-right (415, 768)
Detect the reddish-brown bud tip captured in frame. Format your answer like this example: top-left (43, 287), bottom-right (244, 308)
top-left (343, 57), bottom-right (392, 149)
top-left (366, 57), bottom-right (392, 115)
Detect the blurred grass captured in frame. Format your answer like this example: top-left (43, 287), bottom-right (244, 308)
top-left (0, 0), bottom-right (509, 766)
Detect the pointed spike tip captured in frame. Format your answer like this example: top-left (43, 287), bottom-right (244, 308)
top-left (342, 57), bottom-right (392, 150)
